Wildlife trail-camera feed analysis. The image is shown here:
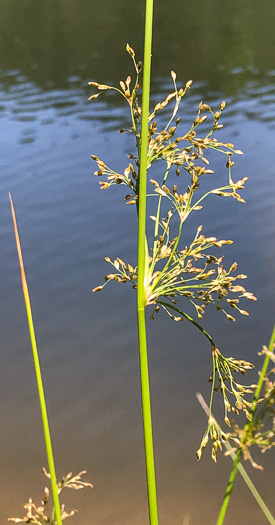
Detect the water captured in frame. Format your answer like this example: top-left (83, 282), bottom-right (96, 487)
top-left (0, 1), bottom-right (275, 524)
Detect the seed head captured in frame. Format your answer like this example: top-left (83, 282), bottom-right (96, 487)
top-left (171, 70), bottom-right (177, 81)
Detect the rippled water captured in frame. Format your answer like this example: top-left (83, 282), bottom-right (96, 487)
top-left (0, 2), bottom-right (275, 524)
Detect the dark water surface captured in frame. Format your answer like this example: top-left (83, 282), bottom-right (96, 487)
top-left (1, 2), bottom-right (275, 524)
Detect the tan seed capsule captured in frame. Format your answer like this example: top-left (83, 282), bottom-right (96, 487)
top-left (199, 115), bottom-right (207, 124)
top-left (89, 93), bottom-right (100, 100)
top-left (242, 292), bottom-right (257, 301)
top-left (97, 84), bottom-right (111, 90)
top-left (92, 286), bottom-right (103, 292)
top-left (196, 449), bottom-right (202, 461)
top-left (171, 70), bottom-right (177, 81)
top-left (126, 43), bottom-right (135, 57)
top-left (229, 262), bottom-right (238, 272)
top-left (125, 75), bottom-right (131, 87)
top-left (240, 309), bottom-right (249, 316)
top-left (234, 149), bottom-right (244, 155)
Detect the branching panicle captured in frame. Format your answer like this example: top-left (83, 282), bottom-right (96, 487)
top-left (90, 45), bottom-right (257, 462)
top-left (9, 470), bottom-right (93, 524)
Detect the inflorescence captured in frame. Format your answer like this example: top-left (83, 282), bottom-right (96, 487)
top-left (89, 45), bottom-right (258, 461)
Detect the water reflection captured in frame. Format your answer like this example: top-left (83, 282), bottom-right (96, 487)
top-left (1, 0), bottom-right (275, 93)
top-left (1, 71), bottom-right (275, 150)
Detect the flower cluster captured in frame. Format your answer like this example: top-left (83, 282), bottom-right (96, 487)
top-left (196, 347), bottom-right (256, 461)
top-left (90, 45), bottom-right (246, 207)
top-left (89, 45), bottom-right (257, 462)
top-left (94, 224), bottom-right (256, 325)
top-left (225, 345), bottom-right (275, 469)
top-left (196, 415), bottom-right (229, 462)
top-left (9, 470), bottom-right (93, 524)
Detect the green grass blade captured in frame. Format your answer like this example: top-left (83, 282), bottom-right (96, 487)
top-left (10, 193), bottom-right (63, 525)
top-left (137, 1), bottom-right (159, 524)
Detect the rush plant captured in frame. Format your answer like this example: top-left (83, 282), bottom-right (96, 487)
top-left (91, 41), bottom-right (258, 459)
top-left (89, 1), bottom-right (263, 523)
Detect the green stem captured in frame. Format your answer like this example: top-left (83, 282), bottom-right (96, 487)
top-left (216, 443), bottom-right (275, 525)
top-left (137, 308), bottom-right (158, 525)
top-left (157, 300), bottom-right (216, 347)
top-left (216, 448), bottom-right (242, 525)
top-left (250, 325), bottom-right (275, 419)
top-left (10, 194), bottom-right (63, 525)
top-left (216, 325), bottom-right (275, 525)
top-left (229, 452), bottom-right (275, 525)
top-left (137, 2), bottom-right (158, 525)
top-left (209, 349), bottom-right (216, 414)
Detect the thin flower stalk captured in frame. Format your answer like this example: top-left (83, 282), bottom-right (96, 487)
top-left (9, 194), bottom-right (63, 525)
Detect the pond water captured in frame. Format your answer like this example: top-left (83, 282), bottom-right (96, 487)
top-left (0, 1), bottom-right (275, 524)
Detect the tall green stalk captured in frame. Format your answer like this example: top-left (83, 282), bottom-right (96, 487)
top-left (137, 1), bottom-right (158, 525)
top-left (216, 325), bottom-right (275, 525)
top-left (10, 194), bottom-right (63, 525)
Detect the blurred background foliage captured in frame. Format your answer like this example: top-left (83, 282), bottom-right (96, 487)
top-left (1, 0), bottom-right (275, 95)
